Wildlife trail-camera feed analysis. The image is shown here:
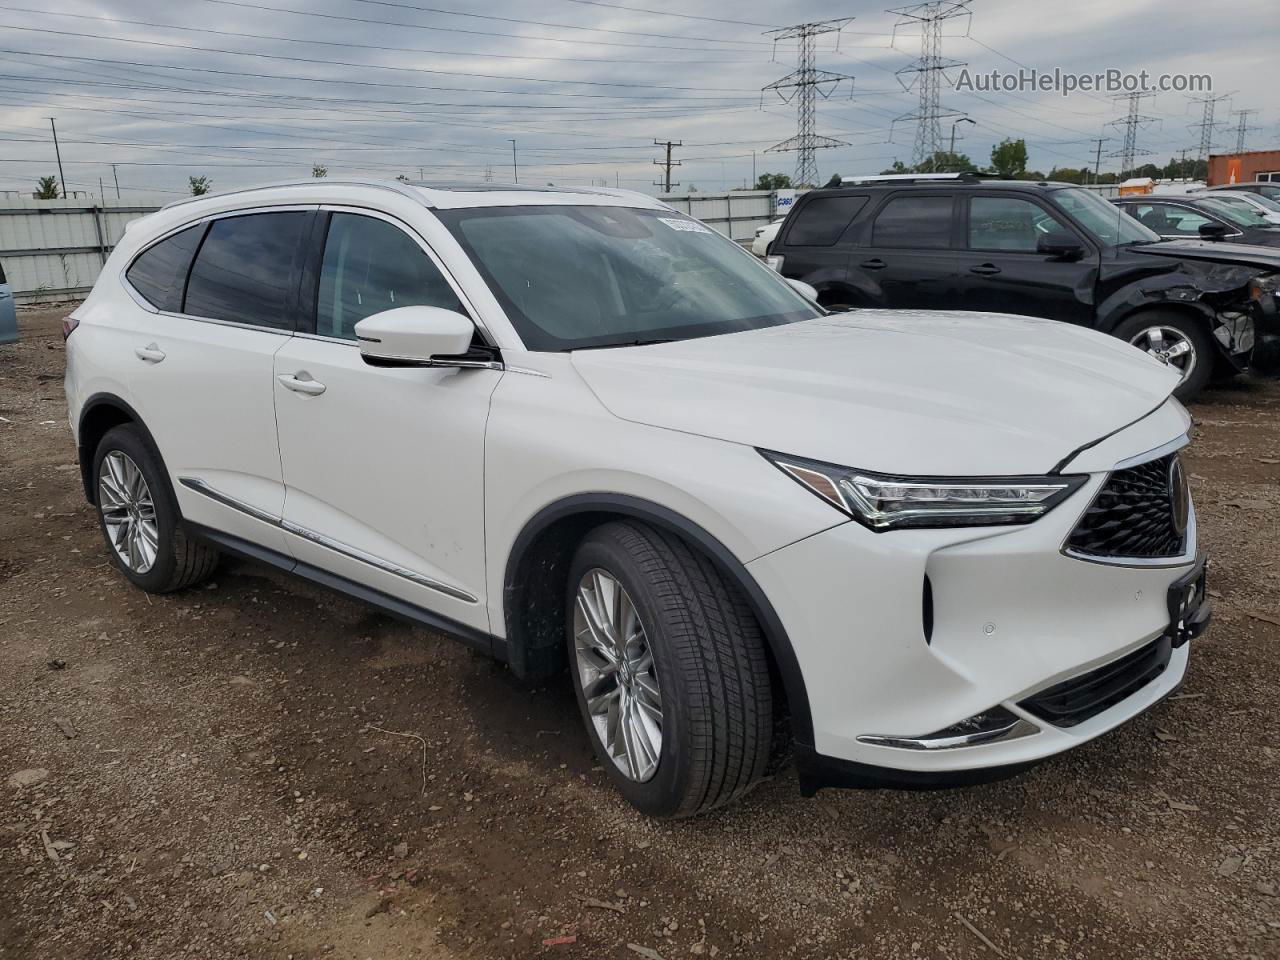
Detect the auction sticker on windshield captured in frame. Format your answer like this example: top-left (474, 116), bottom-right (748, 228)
top-left (659, 217), bottom-right (713, 234)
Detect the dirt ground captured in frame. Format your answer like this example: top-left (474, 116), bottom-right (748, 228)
top-left (1, 305), bottom-right (1278, 960)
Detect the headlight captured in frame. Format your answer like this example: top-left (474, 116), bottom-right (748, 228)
top-left (1249, 273), bottom-right (1279, 301)
top-left (762, 450), bottom-right (1086, 531)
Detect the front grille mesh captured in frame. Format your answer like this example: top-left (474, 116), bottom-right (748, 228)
top-left (1065, 454), bottom-right (1185, 560)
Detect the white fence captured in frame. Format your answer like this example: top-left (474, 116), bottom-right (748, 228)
top-left (0, 199), bottom-right (163, 302)
top-left (658, 190), bottom-right (802, 242)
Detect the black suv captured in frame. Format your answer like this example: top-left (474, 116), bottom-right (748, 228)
top-left (768, 174), bottom-right (1280, 398)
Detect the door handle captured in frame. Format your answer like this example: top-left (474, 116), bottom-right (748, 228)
top-left (969, 263), bottom-right (1002, 276)
top-left (859, 258), bottom-right (888, 270)
top-left (277, 371), bottom-right (326, 396)
top-left (134, 343), bottom-right (166, 363)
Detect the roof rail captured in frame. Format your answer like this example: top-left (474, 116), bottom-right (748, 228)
top-left (839, 172), bottom-right (983, 185)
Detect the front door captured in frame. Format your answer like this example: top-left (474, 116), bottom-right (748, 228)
top-left (272, 209), bottom-right (500, 633)
top-left (953, 194), bottom-right (1098, 326)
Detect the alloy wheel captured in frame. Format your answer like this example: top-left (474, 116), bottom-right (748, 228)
top-left (1128, 325), bottom-right (1196, 385)
top-left (573, 568), bottom-right (664, 782)
top-left (98, 450), bottom-right (159, 574)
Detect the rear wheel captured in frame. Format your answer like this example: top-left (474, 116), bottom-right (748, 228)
top-left (93, 425), bottom-right (219, 593)
top-left (566, 521), bottom-right (773, 818)
top-left (1114, 311), bottom-right (1215, 400)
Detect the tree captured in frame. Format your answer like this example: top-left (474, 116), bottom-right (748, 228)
top-left (1046, 167), bottom-right (1089, 184)
top-left (824, 174), bottom-right (843, 187)
top-left (754, 172), bottom-right (792, 191)
top-left (989, 138), bottom-right (1028, 178)
top-left (188, 175), bottom-right (211, 196)
top-left (312, 163), bottom-right (328, 178)
top-left (34, 175), bottom-right (59, 199)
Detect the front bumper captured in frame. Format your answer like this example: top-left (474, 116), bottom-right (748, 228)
top-left (748, 426), bottom-right (1208, 793)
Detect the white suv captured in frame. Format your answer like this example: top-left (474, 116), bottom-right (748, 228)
top-left (64, 179), bottom-right (1211, 818)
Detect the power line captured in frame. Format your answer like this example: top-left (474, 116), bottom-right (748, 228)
top-left (653, 140), bottom-right (681, 192)
top-left (888, 0), bottom-right (971, 168)
top-left (0, 4), bottom-right (770, 65)
top-left (761, 19), bottom-right (855, 186)
top-left (556, 0), bottom-right (780, 28)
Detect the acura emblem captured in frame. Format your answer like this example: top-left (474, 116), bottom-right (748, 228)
top-left (1168, 456), bottom-right (1189, 537)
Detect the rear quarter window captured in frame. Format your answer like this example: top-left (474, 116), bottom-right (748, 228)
top-left (785, 195), bottom-right (868, 245)
top-left (125, 224), bottom-right (206, 312)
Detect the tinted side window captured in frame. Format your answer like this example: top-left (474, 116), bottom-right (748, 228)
top-left (125, 224), bottom-right (205, 312)
top-left (1130, 203), bottom-right (1211, 236)
top-left (968, 196), bottom-right (1069, 252)
top-left (184, 212), bottom-right (308, 329)
top-left (787, 195), bottom-right (868, 246)
top-left (0, 260), bottom-right (6, 285)
top-left (316, 213), bottom-right (464, 340)
top-left (872, 196), bottom-right (954, 249)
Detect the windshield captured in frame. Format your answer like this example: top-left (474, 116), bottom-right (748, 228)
top-left (1227, 191), bottom-right (1280, 214)
top-left (1254, 184), bottom-right (1280, 202)
top-left (437, 205), bottom-right (820, 351)
top-left (1199, 196), bottom-right (1274, 228)
top-left (1051, 187), bottom-right (1161, 245)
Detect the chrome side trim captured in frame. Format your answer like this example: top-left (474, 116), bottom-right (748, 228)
top-left (178, 477), bottom-right (281, 526)
top-left (178, 477), bottom-right (477, 604)
top-left (857, 717), bottom-right (1040, 751)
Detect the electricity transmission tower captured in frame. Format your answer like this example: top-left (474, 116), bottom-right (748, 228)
top-left (888, 1), bottom-right (971, 169)
top-left (1188, 92), bottom-right (1234, 162)
top-left (760, 19), bottom-right (855, 187)
top-left (1108, 93), bottom-right (1157, 176)
top-left (1230, 108), bottom-right (1259, 154)
top-left (652, 140), bottom-right (681, 193)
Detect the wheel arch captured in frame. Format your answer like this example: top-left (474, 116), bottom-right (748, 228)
top-left (502, 493), bottom-right (815, 746)
top-left (77, 393), bottom-right (164, 505)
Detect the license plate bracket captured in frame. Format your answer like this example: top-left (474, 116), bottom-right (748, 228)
top-left (1166, 554), bottom-right (1211, 648)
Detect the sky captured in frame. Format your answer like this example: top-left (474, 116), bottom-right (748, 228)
top-left (1, 0), bottom-right (1277, 201)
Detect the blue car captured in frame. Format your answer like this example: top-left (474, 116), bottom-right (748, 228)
top-left (0, 259), bottom-right (16, 344)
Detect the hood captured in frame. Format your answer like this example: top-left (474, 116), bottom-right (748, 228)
top-left (571, 311), bottom-right (1180, 476)
top-left (1130, 239), bottom-right (1280, 270)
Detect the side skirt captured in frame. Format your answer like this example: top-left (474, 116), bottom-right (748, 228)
top-left (184, 520), bottom-right (506, 661)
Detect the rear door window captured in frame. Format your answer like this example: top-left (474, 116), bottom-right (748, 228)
top-left (183, 212), bottom-right (309, 329)
top-left (871, 196), bottom-right (954, 248)
top-left (125, 224), bottom-right (206, 312)
top-left (786, 195), bottom-right (868, 245)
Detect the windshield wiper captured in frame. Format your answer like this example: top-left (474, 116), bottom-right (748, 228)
top-left (567, 338), bottom-right (676, 351)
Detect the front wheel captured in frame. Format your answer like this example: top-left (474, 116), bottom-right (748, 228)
top-left (1114, 312), bottom-right (1216, 401)
top-left (566, 522), bottom-right (773, 818)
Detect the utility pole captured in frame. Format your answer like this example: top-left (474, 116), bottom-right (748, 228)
top-left (1107, 93), bottom-right (1156, 177)
top-left (652, 140), bottom-right (681, 193)
top-left (1188, 91), bottom-right (1233, 163)
top-left (48, 118), bottom-right (66, 199)
top-left (111, 163), bottom-right (120, 199)
top-left (751, 150), bottom-right (757, 188)
top-left (948, 116), bottom-right (974, 169)
top-left (889, 1), bottom-right (971, 170)
top-left (508, 139), bottom-right (518, 183)
top-left (1089, 136), bottom-right (1109, 184)
top-left (761, 19), bottom-right (854, 186)
top-left (1231, 108), bottom-right (1259, 154)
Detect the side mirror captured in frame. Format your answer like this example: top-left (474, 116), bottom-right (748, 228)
top-left (1198, 223), bottom-right (1228, 241)
top-left (786, 277), bottom-right (819, 301)
top-left (1036, 230), bottom-right (1085, 260)
top-left (354, 306), bottom-right (483, 369)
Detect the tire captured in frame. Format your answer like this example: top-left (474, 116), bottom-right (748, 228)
top-left (92, 424), bottom-right (219, 593)
top-left (1113, 311), bottom-right (1216, 401)
top-left (565, 521), bottom-right (773, 819)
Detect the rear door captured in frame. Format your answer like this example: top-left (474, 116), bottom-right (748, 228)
top-left (855, 193), bottom-right (965, 309)
top-left (123, 208), bottom-right (314, 554)
top-left (954, 193), bottom-right (1098, 325)
top-left (272, 208), bottom-right (499, 634)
